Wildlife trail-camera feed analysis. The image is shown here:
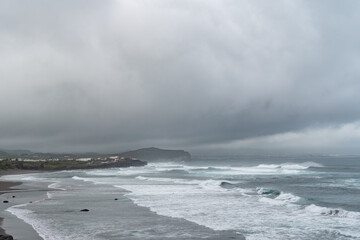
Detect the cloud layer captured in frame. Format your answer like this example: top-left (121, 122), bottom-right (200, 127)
top-left (1, 0), bottom-right (360, 153)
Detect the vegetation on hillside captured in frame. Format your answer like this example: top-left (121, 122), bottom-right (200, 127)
top-left (0, 158), bottom-right (146, 171)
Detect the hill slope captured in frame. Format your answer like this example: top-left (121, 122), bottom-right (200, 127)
top-left (119, 147), bottom-right (191, 161)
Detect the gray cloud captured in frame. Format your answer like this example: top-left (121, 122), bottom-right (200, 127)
top-left (1, 0), bottom-right (360, 153)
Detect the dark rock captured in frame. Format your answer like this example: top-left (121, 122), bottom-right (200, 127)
top-left (0, 234), bottom-right (14, 240)
top-left (12, 196), bottom-right (15, 198)
top-left (220, 181), bottom-right (234, 188)
top-left (257, 188), bottom-right (280, 196)
top-left (3, 201), bottom-right (9, 203)
top-left (80, 209), bottom-right (89, 212)
top-left (114, 198), bottom-right (118, 200)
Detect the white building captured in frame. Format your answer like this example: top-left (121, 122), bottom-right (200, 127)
top-left (76, 158), bottom-right (92, 162)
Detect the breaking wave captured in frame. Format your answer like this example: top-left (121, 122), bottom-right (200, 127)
top-left (257, 161), bottom-right (323, 170)
top-left (305, 204), bottom-right (360, 218)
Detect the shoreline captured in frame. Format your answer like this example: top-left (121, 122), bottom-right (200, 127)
top-left (0, 169), bottom-right (246, 240)
top-left (0, 181), bottom-right (22, 236)
top-left (0, 170), bottom-right (46, 239)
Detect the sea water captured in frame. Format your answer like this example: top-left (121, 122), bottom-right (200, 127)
top-left (1, 155), bottom-right (360, 240)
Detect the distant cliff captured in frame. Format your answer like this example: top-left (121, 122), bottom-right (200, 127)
top-left (119, 147), bottom-right (191, 161)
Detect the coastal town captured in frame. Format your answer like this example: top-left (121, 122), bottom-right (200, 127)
top-left (0, 155), bottom-right (136, 163)
top-left (0, 155), bottom-right (147, 171)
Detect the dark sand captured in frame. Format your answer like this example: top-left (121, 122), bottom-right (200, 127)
top-left (0, 181), bottom-right (21, 235)
top-left (0, 170), bottom-right (245, 240)
top-left (0, 170), bottom-right (45, 238)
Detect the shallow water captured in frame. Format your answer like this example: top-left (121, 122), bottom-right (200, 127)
top-left (2, 155), bottom-right (360, 240)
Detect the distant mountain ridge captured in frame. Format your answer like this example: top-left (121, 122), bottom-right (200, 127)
top-left (1, 149), bottom-right (33, 155)
top-left (119, 147), bottom-right (191, 161)
top-left (0, 150), bottom-right (9, 157)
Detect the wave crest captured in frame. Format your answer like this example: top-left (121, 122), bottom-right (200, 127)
top-left (256, 187), bottom-right (280, 196)
top-left (259, 191), bottom-right (302, 205)
top-left (257, 161), bottom-right (323, 170)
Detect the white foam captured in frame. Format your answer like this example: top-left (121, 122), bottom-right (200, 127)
top-left (48, 182), bottom-right (66, 191)
top-left (259, 192), bottom-right (302, 206)
top-left (149, 161), bottom-right (313, 175)
top-left (7, 202), bottom-right (99, 240)
top-left (119, 173), bottom-right (360, 240)
top-left (0, 174), bottom-right (45, 182)
top-left (345, 179), bottom-right (360, 189)
top-left (7, 204), bottom-right (64, 240)
top-left (72, 176), bottom-right (94, 182)
top-left (147, 162), bottom-right (184, 168)
top-left (135, 176), bottom-right (198, 185)
top-left (7, 160), bottom-right (356, 240)
top-left (85, 169), bottom-right (118, 176)
top-left (281, 162), bottom-right (323, 170)
top-left (256, 164), bottom-right (280, 169)
top-left (305, 204), bottom-right (360, 218)
top-left (257, 161), bottom-right (323, 170)
top-left (46, 192), bottom-right (53, 199)
top-left (46, 182), bottom-right (66, 199)
top-left (198, 179), bottom-right (227, 190)
top-left (72, 176), bottom-right (109, 186)
top-left (125, 161), bottom-right (323, 179)
top-left (183, 162), bottom-right (323, 177)
top-left (276, 192), bottom-right (302, 203)
top-left (135, 176), bottom-right (148, 181)
top-left (135, 176), bottom-right (242, 193)
top-left (128, 185), bottom-right (360, 239)
top-left (116, 167), bottom-right (159, 176)
top-left (256, 187), bottom-right (279, 195)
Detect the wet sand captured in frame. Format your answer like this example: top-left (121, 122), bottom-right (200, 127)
top-left (0, 181), bottom-right (22, 235)
top-left (0, 170), bottom-right (46, 239)
top-left (0, 170), bottom-right (246, 240)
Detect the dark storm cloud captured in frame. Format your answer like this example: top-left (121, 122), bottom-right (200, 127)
top-left (1, 0), bottom-right (360, 153)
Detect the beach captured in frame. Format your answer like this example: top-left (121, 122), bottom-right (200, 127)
top-left (0, 169), bottom-right (245, 240)
top-left (0, 170), bottom-right (47, 240)
top-left (1, 156), bottom-right (359, 239)
top-left (0, 180), bottom-right (21, 235)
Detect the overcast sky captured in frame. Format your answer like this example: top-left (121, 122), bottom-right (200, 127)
top-left (1, 0), bottom-right (360, 154)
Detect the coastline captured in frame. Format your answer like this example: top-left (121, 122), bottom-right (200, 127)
top-left (0, 170), bottom-right (46, 239)
top-left (0, 181), bottom-right (22, 235)
top-left (0, 169), bottom-right (246, 240)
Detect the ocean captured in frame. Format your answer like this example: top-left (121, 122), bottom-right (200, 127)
top-left (1, 155), bottom-right (360, 240)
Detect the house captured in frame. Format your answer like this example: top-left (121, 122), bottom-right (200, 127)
top-left (76, 158), bottom-right (92, 162)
